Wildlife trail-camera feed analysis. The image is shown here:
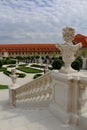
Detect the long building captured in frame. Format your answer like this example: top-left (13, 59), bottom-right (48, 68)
top-left (0, 34), bottom-right (87, 58)
top-left (0, 44), bottom-right (60, 58)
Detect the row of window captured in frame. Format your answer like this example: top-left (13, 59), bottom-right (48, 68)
top-left (2, 52), bottom-right (59, 55)
top-left (0, 48), bottom-right (58, 51)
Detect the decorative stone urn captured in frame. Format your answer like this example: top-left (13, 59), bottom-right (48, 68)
top-left (56, 27), bottom-right (82, 74)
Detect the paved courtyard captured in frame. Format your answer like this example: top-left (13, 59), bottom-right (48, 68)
top-left (0, 90), bottom-right (77, 130)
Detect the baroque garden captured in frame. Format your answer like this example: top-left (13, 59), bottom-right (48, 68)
top-left (0, 27), bottom-right (87, 130)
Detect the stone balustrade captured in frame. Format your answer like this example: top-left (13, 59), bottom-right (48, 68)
top-left (9, 71), bottom-right (52, 107)
top-left (9, 70), bottom-right (87, 128)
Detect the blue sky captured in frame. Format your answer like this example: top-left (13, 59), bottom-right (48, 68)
top-left (0, 0), bottom-right (87, 44)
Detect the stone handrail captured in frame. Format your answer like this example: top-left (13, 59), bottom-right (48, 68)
top-left (9, 71), bottom-right (52, 107)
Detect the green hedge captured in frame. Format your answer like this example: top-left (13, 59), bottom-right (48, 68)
top-left (31, 64), bottom-right (45, 68)
top-left (0, 84), bottom-right (8, 89)
top-left (33, 74), bottom-right (42, 79)
top-left (3, 70), bottom-right (26, 78)
top-left (0, 67), bottom-right (7, 72)
top-left (3, 70), bottom-right (11, 76)
top-left (0, 59), bottom-right (16, 65)
top-left (17, 73), bottom-right (26, 78)
top-left (19, 64), bottom-right (28, 67)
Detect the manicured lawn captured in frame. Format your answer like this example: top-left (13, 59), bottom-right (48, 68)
top-left (17, 67), bottom-right (43, 73)
top-left (0, 84), bottom-right (8, 89)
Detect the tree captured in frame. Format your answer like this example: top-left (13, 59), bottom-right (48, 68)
top-left (71, 56), bottom-right (83, 71)
top-left (35, 55), bottom-right (40, 64)
top-left (52, 59), bottom-right (63, 70)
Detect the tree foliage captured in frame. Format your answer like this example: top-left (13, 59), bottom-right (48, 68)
top-left (52, 58), bottom-right (64, 70)
top-left (71, 56), bottom-right (83, 71)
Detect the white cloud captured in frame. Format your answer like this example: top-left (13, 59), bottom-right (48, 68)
top-left (0, 0), bottom-right (87, 43)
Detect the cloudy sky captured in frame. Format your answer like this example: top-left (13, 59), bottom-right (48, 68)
top-left (0, 0), bottom-right (87, 44)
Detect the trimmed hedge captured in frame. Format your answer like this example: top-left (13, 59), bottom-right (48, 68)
top-left (0, 59), bottom-right (16, 65)
top-left (19, 64), bottom-right (28, 67)
top-left (17, 73), bottom-right (26, 78)
top-left (0, 84), bottom-right (8, 89)
top-left (3, 70), bottom-right (11, 76)
top-left (3, 70), bottom-right (26, 78)
top-left (31, 64), bottom-right (45, 69)
top-left (0, 67), bottom-right (7, 72)
top-left (33, 74), bottom-right (42, 79)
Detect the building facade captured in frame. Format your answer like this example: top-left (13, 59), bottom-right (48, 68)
top-left (0, 34), bottom-right (87, 58)
top-left (0, 44), bottom-right (60, 58)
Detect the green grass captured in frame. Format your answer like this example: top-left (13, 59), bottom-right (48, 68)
top-left (0, 84), bottom-right (8, 89)
top-left (17, 67), bottom-right (43, 73)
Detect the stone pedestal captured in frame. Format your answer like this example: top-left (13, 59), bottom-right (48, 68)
top-left (49, 71), bottom-right (79, 126)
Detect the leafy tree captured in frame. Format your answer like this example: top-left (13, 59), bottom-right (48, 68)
top-left (71, 56), bottom-right (83, 71)
top-left (52, 59), bottom-right (63, 70)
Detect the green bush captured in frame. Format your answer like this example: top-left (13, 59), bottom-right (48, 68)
top-left (7, 59), bottom-right (16, 64)
top-left (52, 59), bottom-right (63, 70)
top-left (71, 56), bottom-right (83, 71)
top-left (0, 59), bottom-right (16, 65)
top-left (3, 70), bottom-right (11, 76)
top-left (17, 73), bottom-right (26, 78)
top-left (33, 74), bottom-right (42, 79)
top-left (19, 64), bottom-right (28, 67)
top-left (48, 66), bottom-right (53, 70)
top-left (31, 64), bottom-right (45, 68)
top-left (3, 70), bottom-right (26, 78)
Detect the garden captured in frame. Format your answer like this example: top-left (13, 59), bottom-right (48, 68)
top-left (0, 56), bottom-right (83, 89)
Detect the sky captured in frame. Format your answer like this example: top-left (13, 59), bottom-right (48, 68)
top-left (0, 0), bottom-right (87, 44)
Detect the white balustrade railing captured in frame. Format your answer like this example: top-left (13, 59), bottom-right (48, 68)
top-left (9, 72), bottom-right (52, 107)
top-left (9, 70), bottom-right (87, 128)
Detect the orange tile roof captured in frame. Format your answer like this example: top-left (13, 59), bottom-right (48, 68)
top-left (0, 44), bottom-right (59, 53)
top-left (74, 34), bottom-right (87, 48)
